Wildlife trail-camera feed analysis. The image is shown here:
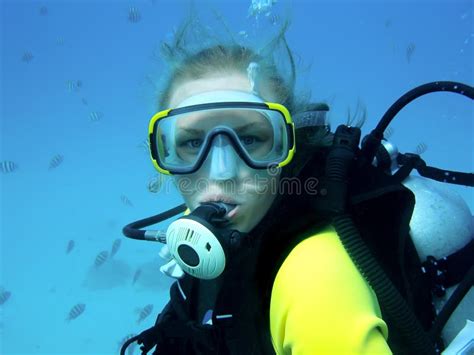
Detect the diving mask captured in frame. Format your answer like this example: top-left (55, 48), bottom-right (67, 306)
top-left (148, 90), bottom-right (296, 175)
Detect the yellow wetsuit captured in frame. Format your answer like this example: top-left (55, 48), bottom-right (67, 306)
top-left (270, 225), bottom-right (392, 354)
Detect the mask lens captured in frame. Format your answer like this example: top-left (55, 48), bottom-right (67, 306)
top-left (153, 105), bottom-right (290, 173)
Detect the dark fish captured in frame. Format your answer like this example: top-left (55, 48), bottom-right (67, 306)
top-left (94, 250), bottom-right (109, 268)
top-left (81, 98), bottom-right (88, 106)
top-left (414, 142), bottom-right (428, 155)
top-left (406, 43), bottom-right (416, 63)
top-left (39, 6), bottom-right (48, 16)
top-left (120, 195), bottom-right (133, 207)
top-left (0, 290), bottom-right (11, 305)
top-left (76, 80), bottom-right (83, 88)
top-left (66, 303), bottom-right (85, 321)
top-left (132, 269), bottom-right (142, 285)
top-left (22, 52), bottom-right (34, 63)
top-left (66, 240), bottom-right (75, 254)
top-left (111, 239), bottom-right (121, 257)
top-left (384, 19), bottom-right (392, 28)
top-left (89, 111), bottom-right (103, 122)
top-left (128, 7), bottom-right (141, 23)
top-left (0, 161), bottom-right (18, 173)
top-left (137, 304), bottom-right (153, 323)
top-left (48, 154), bottom-right (64, 170)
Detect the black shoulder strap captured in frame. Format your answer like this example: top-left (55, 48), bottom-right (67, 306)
top-left (211, 241), bottom-right (277, 355)
top-left (348, 163), bottom-right (438, 331)
top-left (128, 275), bottom-right (223, 355)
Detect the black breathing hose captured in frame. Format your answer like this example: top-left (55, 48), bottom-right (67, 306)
top-left (362, 81), bottom-right (474, 163)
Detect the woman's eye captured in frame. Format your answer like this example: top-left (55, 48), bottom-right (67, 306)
top-left (241, 136), bottom-right (258, 145)
top-left (185, 139), bottom-right (202, 149)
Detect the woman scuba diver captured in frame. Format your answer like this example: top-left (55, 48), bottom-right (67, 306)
top-left (121, 14), bottom-right (474, 355)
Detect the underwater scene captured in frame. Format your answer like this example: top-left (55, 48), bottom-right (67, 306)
top-left (1, 0), bottom-right (473, 354)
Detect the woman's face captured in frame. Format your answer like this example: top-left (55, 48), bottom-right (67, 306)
top-left (167, 72), bottom-right (280, 233)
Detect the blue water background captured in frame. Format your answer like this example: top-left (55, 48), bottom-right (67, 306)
top-left (1, 0), bottom-right (472, 354)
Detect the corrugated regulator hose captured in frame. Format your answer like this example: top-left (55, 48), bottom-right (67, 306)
top-left (333, 214), bottom-right (437, 354)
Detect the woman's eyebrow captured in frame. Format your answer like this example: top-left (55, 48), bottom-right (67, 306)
top-left (178, 121), bottom-right (268, 135)
top-left (234, 122), bottom-right (254, 132)
top-left (179, 127), bottom-right (204, 135)
top-left (234, 121), bottom-right (268, 132)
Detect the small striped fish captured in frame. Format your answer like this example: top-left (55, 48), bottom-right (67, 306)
top-left (66, 240), bottom-right (75, 254)
top-left (110, 239), bottom-right (121, 258)
top-left (0, 289), bottom-right (11, 305)
top-left (48, 154), bottom-right (64, 170)
top-left (120, 195), bottom-right (133, 207)
top-left (0, 161), bottom-right (18, 173)
top-left (66, 303), bottom-right (85, 321)
top-left (66, 80), bottom-right (80, 93)
top-left (128, 7), bottom-right (141, 23)
top-left (414, 142), bottom-right (428, 155)
top-left (137, 304), bottom-right (153, 324)
top-left (384, 127), bottom-right (395, 139)
top-left (94, 250), bottom-right (109, 268)
top-left (56, 36), bottom-right (65, 46)
top-left (90, 111), bottom-right (103, 122)
top-left (406, 43), bottom-right (416, 63)
top-left (22, 51), bottom-right (33, 63)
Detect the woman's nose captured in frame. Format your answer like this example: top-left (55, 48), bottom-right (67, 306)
top-left (203, 135), bottom-right (239, 181)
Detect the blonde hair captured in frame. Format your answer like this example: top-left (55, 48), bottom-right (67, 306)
top-left (154, 15), bottom-right (299, 112)
top-left (161, 45), bottom-right (295, 110)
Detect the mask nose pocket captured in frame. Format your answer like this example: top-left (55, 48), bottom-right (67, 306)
top-left (206, 135), bottom-right (239, 180)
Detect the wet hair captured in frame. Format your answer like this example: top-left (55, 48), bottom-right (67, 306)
top-left (155, 14), bottom-right (299, 112)
top-left (160, 44), bottom-right (295, 111)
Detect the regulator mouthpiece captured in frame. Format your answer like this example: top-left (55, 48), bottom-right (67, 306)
top-left (165, 202), bottom-right (242, 280)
